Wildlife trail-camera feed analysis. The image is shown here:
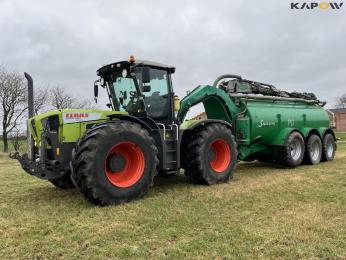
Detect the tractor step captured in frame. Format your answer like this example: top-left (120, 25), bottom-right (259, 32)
top-left (162, 126), bottom-right (179, 172)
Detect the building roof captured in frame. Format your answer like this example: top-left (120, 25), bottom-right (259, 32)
top-left (328, 108), bottom-right (346, 114)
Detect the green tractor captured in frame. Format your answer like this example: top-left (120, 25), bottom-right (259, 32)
top-left (12, 57), bottom-right (336, 205)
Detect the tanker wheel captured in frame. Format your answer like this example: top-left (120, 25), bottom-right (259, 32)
top-left (280, 131), bottom-right (305, 167)
top-left (71, 121), bottom-right (158, 206)
top-left (304, 134), bottom-right (322, 165)
top-left (49, 173), bottom-right (75, 189)
top-left (182, 123), bottom-right (237, 185)
top-left (321, 133), bottom-right (336, 162)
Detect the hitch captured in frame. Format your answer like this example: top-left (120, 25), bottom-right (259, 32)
top-left (10, 152), bottom-right (62, 180)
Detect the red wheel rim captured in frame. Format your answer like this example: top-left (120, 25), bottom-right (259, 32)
top-left (105, 141), bottom-right (145, 188)
top-left (209, 139), bottom-right (231, 173)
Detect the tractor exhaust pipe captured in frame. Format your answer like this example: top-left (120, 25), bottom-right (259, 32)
top-left (24, 72), bottom-right (34, 118)
top-left (24, 72), bottom-right (35, 160)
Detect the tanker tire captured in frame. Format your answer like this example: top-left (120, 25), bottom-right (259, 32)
top-left (280, 131), bottom-right (305, 167)
top-left (71, 121), bottom-right (158, 206)
top-left (181, 123), bottom-right (237, 185)
top-left (304, 134), bottom-right (322, 165)
top-left (49, 173), bottom-right (75, 189)
top-left (321, 133), bottom-right (336, 162)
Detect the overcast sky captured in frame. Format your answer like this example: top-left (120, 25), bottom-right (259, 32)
top-left (1, 0), bottom-right (345, 115)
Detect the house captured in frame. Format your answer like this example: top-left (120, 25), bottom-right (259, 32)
top-left (191, 112), bottom-right (207, 120)
top-left (328, 108), bottom-right (346, 132)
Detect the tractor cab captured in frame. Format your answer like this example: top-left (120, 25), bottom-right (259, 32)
top-left (96, 56), bottom-right (176, 125)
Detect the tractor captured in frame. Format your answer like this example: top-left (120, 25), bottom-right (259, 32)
top-left (11, 56), bottom-right (336, 205)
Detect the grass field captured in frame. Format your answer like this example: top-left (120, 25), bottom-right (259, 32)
top-left (0, 139), bottom-right (345, 258)
top-left (336, 132), bottom-right (346, 141)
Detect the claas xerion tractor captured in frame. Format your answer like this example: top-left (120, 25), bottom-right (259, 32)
top-left (12, 56), bottom-right (336, 205)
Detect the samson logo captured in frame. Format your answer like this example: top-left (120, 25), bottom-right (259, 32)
top-left (258, 120), bottom-right (276, 128)
top-left (291, 2), bottom-right (343, 9)
top-left (65, 113), bottom-right (89, 119)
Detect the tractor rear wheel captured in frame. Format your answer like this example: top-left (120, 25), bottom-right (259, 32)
top-left (71, 121), bottom-right (158, 206)
top-left (280, 131), bottom-right (305, 167)
top-left (321, 133), bottom-right (336, 162)
top-left (304, 134), bottom-right (322, 165)
top-left (182, 123), bottom-right (237, 185)
top-left (49, 174), bottom-right (75, 189)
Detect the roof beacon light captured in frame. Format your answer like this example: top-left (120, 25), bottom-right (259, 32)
top-left (129, 55), bottom-right (135, 63)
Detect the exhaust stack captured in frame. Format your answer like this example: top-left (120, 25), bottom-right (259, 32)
top-left (24, 72), bottom-right (35, 160)
top-left (24, 72), bottom-right (34, 118)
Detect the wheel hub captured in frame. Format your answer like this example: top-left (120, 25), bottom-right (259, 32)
top-left (209, 139), bottom-right (231, 173)
top-left (108, 153), bottom-right (126, 172)
top-left (105, 142), bottom-right (145, 188)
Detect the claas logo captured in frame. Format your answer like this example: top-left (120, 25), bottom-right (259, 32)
top-left (65, 113), bottom-right (89, 119)
top-left (291, 2), bottom-right (343, 9)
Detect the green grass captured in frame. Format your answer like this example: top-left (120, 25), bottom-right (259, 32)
top-left (1, 144), bottom-right (346, 258)
top-left (0, 139), bottom-right (28, 153)
top-left (336, 131), bottom-right (346, 141)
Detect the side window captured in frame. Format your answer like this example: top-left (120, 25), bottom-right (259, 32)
top-left (137, 68), bottom-right (170, 119)
top-left (143, 69), bottom-right (168, 97)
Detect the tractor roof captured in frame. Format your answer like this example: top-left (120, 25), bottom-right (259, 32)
top-left (97, 60), bottom-right (175, 76)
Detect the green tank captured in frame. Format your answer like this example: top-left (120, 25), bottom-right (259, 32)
top-left (178, 74), bottom-right (335, 166)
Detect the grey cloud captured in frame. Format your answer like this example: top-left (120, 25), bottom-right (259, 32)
top-left (0, 0), bottom-right (345, 110)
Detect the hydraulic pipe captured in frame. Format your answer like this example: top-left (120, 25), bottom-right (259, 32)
top-left (229, 93), bottom-right (321, 104)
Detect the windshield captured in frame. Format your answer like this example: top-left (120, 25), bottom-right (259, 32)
top-left (111, 73), bottom-right (141, 114)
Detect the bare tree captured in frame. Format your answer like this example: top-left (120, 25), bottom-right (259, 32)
top-left (34, 87), bottom-right (49, 114)
top-left (0, 67), bottom-right (27, 152)
top-left (335, 94), bottom-right (346, 109)
top-left (10, 128), bottom-right (24, 152)
top-left (49, 86), bottom-right (94, 110)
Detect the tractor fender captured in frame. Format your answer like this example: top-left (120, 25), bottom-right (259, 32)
top-left (107, 114), bottom-right (158, 131)
top-left (180, 119), bottom-right (232, 132)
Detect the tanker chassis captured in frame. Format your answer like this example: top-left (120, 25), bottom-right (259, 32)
top-left (11, 59), bottom-right (336, 205)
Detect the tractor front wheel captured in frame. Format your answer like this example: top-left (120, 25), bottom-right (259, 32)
top-left (71, 121), bottom-right (158, 206)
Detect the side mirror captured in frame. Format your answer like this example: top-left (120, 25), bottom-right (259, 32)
top-left (94, 81), bottom-right (99, 103)
top-left (142, 67), bottom-right (150, 84)
top-left (142, 85), bottom-right (151, 92)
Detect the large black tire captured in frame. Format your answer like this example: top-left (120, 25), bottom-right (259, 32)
top-left (49, 174), bottom-right (75, 189)
top-left (181, 123), bottom-right (237, 185)
top-left (304, 134), bottom-right (322, 165)
top-left (71, 121), bottom-right (158, 206)
top-left (279, 131), bottom-right (305, 167)
top-left (321, 133), bottom-right (336, 162)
